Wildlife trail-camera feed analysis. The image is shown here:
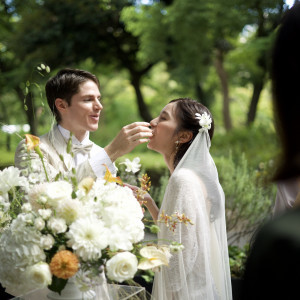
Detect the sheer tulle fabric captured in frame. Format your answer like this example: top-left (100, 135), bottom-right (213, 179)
top-left (152, 131), bottom-right (232, 300)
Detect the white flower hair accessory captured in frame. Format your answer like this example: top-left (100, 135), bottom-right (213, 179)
top-left (195, 112), bottom-right (212, 133)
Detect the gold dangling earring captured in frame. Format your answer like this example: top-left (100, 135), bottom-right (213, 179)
top-left (175, 140), bottom-right (180, 151)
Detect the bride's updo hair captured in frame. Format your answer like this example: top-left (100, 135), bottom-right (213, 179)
top-left (170, 98), bottom-right (214, 169)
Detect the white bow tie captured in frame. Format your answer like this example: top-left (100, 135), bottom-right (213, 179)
top-left (72, 143), bottom-right (93, 155)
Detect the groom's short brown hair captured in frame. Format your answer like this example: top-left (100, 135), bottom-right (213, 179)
top-left (45, 68), bottom-right (100, 123)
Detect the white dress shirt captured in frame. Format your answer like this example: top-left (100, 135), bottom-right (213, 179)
top-left (58, 125), bottom-right (116, 178)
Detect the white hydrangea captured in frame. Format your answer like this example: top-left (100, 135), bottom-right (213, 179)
top-left (0, 216), bottom-right (46, 295)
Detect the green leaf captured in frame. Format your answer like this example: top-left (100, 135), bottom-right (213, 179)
top-left (48, 276), bottom-right (68, 294)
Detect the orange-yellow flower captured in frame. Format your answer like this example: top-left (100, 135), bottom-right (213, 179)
top-left (103, 164), bottom-right (123, 185)
top-left (49, 250), bottom-right (79, 279)
top-left (25, 134), bottom-right (40, 152)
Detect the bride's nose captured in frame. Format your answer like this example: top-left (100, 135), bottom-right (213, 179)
top-left (150, 118), bottom-right (158, 128)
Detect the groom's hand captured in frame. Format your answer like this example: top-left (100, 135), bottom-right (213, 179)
top-left (104, 122), bottom-right (152, 162)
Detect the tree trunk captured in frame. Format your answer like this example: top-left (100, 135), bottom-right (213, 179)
top-left (214, 48), bottom-right (232, 131)
top-left (195, 81), bottom-right (210, 108)
top-left (130, 73), bottom-right (152, 122)
top-left (6, 134), bottom-right (11, 151)
top-left (0, 99), bottom-right (12, 151)
top-left (15, 87), bottom-right (38, 136)
top-left (247, 79), bottom-right (264, 125)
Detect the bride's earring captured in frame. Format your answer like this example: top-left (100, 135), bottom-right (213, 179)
top-left (175, 140), bottom-right (180, 151)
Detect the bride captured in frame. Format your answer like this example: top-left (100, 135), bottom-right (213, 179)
top-left (130, 98), bottom-right (232, 299)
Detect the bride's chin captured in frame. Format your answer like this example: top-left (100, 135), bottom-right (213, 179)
top-left (147, 142), bottom-right (156, 151)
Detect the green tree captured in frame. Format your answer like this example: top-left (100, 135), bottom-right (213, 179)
top-left (9, 0), bottom-right (155, 122)
top-left (244, 0), bottom-right (285, 125)
top-left (122, 0), bottom-right (251, 130)
top-left (122, 0), bottom-right (288, 129)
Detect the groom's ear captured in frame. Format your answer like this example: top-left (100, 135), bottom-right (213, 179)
top-left (55, 98), bottom-right (68, 113)
top-left (179, 130), bottom-right (193, 144)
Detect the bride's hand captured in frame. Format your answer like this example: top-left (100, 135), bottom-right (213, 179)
top-left (123, 183), bottom-right (152, 205)
top-left (124, 183), bottom-right (159, 221)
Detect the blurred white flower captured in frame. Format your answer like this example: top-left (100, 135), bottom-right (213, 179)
top-left (106, 252), bottom-right (138, 283)
top-left (119, 157), bottom-right (141, 173)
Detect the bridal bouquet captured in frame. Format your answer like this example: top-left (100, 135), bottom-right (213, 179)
top-left (0, 134), bottom-right (177, 297)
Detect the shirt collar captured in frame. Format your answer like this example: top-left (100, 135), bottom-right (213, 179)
top-left (57, 125), bottom-right (90, 145)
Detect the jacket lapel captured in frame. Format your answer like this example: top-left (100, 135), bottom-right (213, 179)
top-left (48, 125), bottom-right (74, 171)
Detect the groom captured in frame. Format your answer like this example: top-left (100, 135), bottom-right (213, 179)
top-left (15, 68), bottom-right (152, 182)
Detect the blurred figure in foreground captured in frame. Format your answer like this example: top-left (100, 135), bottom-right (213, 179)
top-left (241, 3), bottom-right (300, 299)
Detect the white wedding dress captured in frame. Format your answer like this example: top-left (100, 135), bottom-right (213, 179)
top-left (152, 131), bottom-right (232, 300)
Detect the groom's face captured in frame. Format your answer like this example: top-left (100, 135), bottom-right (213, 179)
top-left (60, 80), bottom-right (103, 139)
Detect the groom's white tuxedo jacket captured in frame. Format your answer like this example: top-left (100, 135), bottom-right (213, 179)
top-left (14, 125), bottom-right (116, 182)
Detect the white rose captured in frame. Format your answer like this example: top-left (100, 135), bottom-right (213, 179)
top-left (106, 252), bottom-right (138, 283)
top-left (34, 217), bottom-right (45, 231)
top-left (41, 234), bottom-right (55, 250)
top-left (26, 262), bottom-right (52, 288)
top-left (47, 217), bottom-right (67, 234)
top-left (38, 208), bottom-right (52, 220)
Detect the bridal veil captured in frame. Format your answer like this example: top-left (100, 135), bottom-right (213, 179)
top-left (152, 129), bottom-right (232, 299)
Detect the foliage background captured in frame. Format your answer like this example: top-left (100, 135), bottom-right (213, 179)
top-left (1, 0), bottom-right (294, 245)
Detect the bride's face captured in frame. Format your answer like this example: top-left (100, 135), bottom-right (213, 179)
top-left (147, 102), bottom-right (178, 156)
